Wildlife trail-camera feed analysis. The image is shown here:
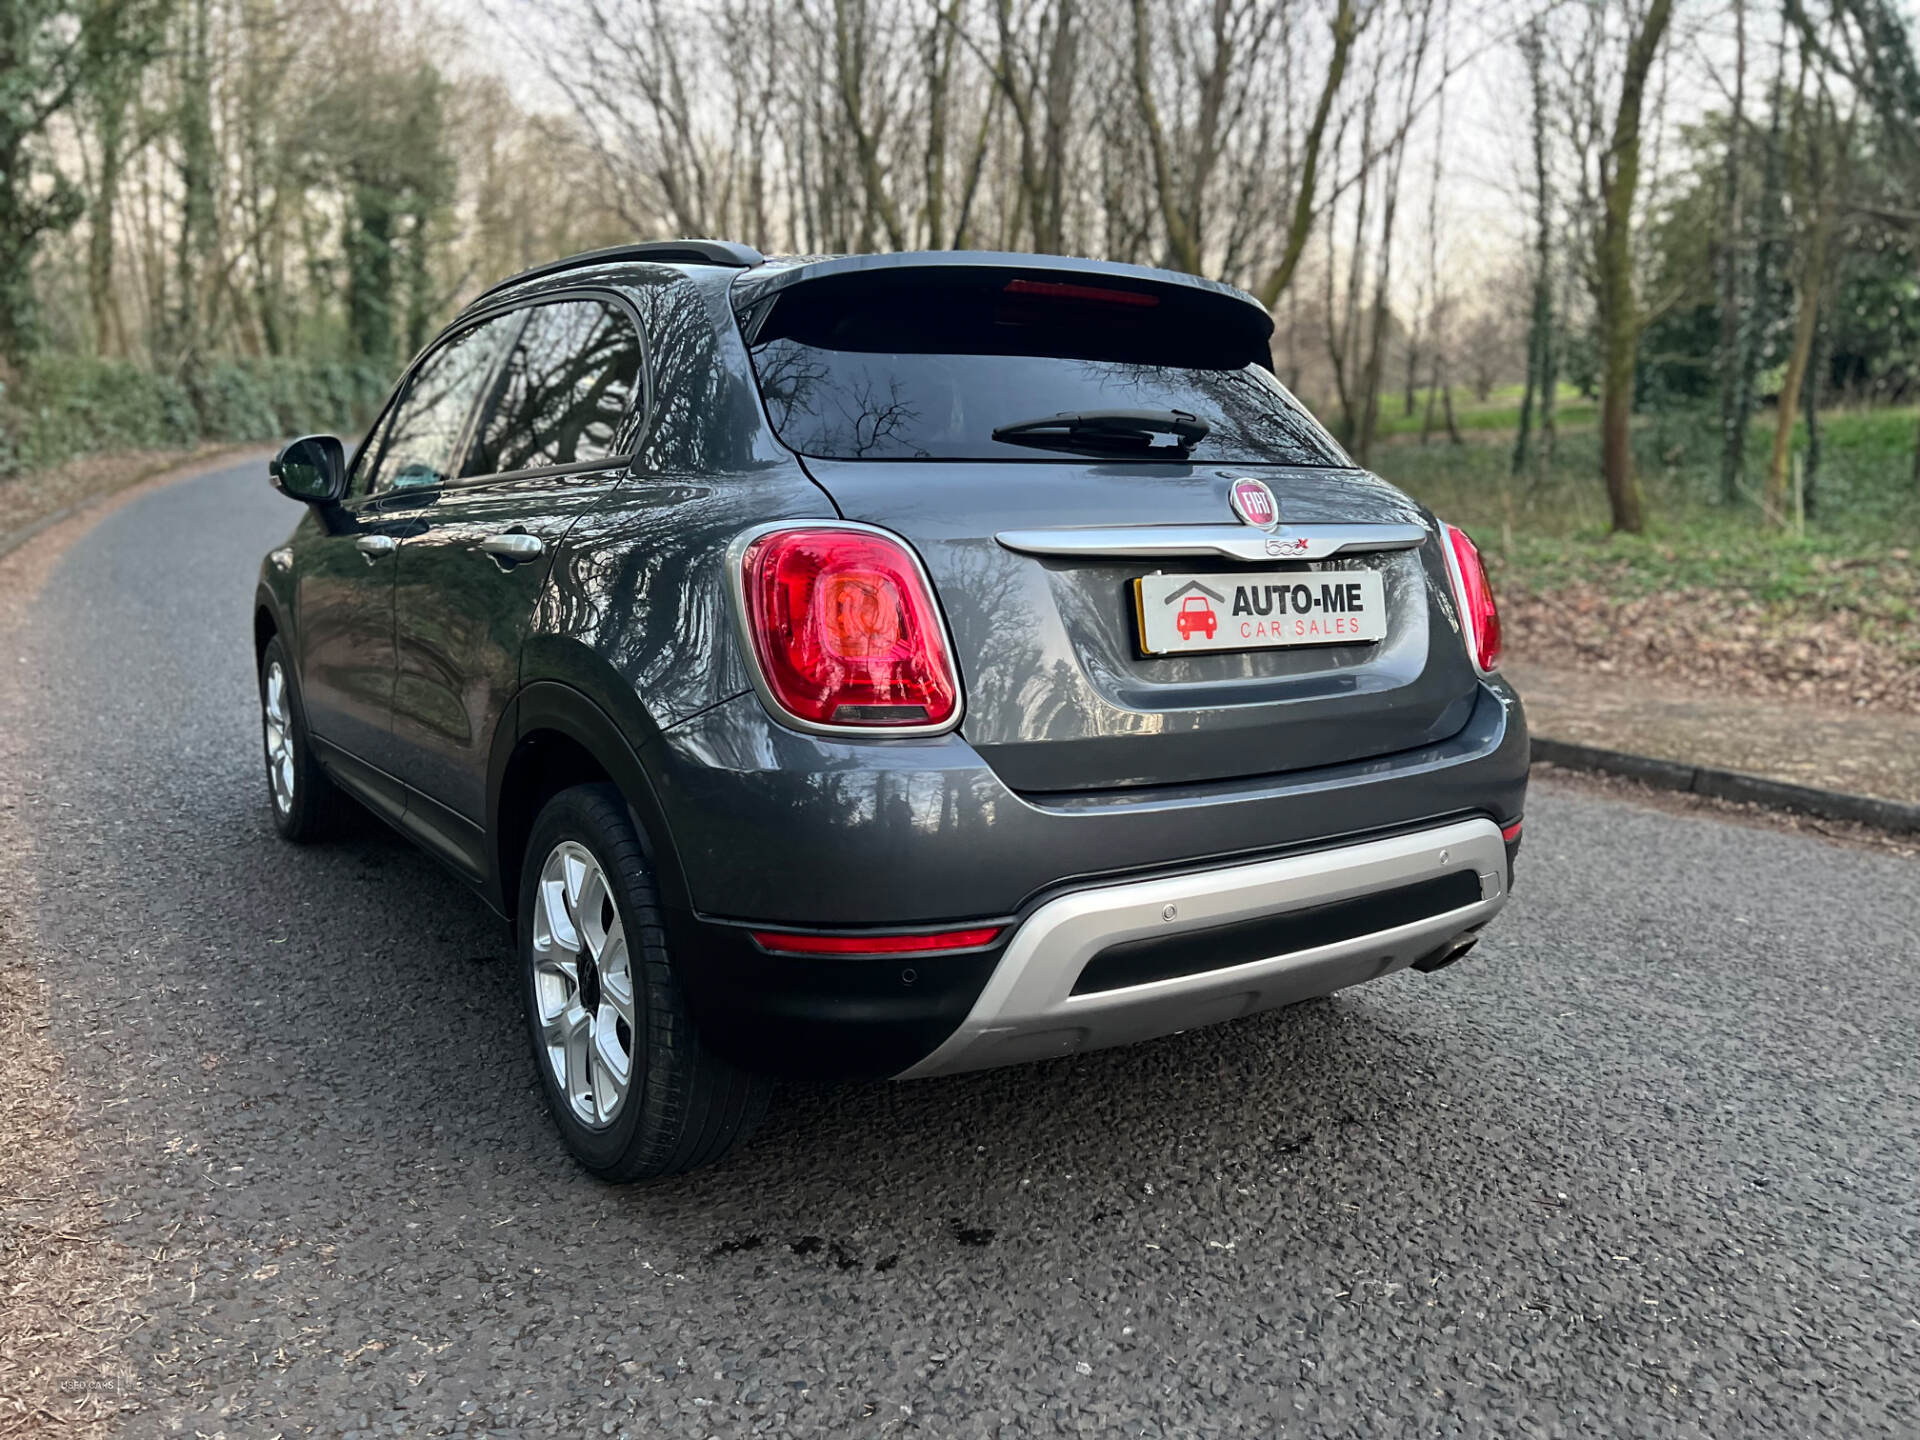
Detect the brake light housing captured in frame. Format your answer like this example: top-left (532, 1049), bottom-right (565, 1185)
top-left (1440, 522), bottom-right (1502, 674)
top-left (733, 524), bottom-right (962, 734)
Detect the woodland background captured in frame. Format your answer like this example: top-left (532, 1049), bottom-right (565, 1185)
top-left (4, 0), bottom-right (1920, 705)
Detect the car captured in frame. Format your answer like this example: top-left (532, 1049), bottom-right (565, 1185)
top-left (254, 241), bottom-right (1527, 1182)
top-left (1176, 595), bottom-right (1218, 640)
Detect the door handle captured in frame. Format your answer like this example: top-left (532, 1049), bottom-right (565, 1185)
top-left (355, 534), bottom-right (397, 558)
top-left (479, 533), bottom-right (544, 563)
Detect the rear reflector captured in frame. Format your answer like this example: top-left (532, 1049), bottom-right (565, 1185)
top-left (750, 927), bottom-right (1003, 957)
top-left (1441, 522), bottom-right (1503, 673)
top-left (1501, 819), bottom-right (1523, 842)
top-left (737, 526), bottom-right (960, 730)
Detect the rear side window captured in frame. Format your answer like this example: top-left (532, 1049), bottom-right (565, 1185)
top-left (743, 271), bottom-right (1347, 466)
top-left (364, 316), bottom-right (517, 494)
top-left (464, 299), bottom-right (644, 477)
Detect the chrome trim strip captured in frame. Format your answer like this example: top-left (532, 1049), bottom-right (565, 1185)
top-left (723, 519), bottom-right (967, 740)
top-left (994, 522), bottom-right (1430, 564)
top-left (895, 817), bottom-right (1507, 1079)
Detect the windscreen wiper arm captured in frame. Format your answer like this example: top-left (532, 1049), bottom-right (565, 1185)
top-left (990, 408), bottom-right (1211, 457)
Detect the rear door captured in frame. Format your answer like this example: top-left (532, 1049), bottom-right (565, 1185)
top-left (387, 296), bottom-right (645, 839)
top-left (739, 261), bottom-right (1481, 793)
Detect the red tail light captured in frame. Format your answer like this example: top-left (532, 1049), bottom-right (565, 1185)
top-left (737, 526), bottom-right (961, 730)
top-left (749, 926), bottom-right (1002, 956)
top-left (1441, 522), bottom-right (1502, 674)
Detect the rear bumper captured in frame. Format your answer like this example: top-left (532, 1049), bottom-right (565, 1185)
top-left (896, 816), bottom-right (1506, 1077)
top-left (645, 678), bottom-right (1527, 926)
top-left (650, 677), bottom-right (1524, 1079)
top-left (673, 814), bottom-right (1508, 1080)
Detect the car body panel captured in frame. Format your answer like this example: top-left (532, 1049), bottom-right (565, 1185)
top-left (800, 457), bottom-right (1478, 793)
top-left (520, 266), bottom-right (832, 741)
top-left (389, 463), bottom-right (627, 823)
top-left (287, 498), bottom-right (415, 771)
top-left (646, 678), bottom-right (1525, 926)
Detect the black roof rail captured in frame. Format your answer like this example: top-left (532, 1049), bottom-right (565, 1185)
top-left (470, 240), bottom-right (764, 305)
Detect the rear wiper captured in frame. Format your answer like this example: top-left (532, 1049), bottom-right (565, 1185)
top-left (990, 408), bottom-right (1211, 457)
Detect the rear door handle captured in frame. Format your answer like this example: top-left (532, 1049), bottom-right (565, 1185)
top-left (355, 534), bottom-right (397, 558)
top-left (479, 533), bottom-right (543, 563)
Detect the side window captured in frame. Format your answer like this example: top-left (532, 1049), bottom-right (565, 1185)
top-left (347, 400), bottom-right (400, 498)
top-left (463, 300), bottom-right (644, 478)
top-left (364, 316), bottom-right (518, 495)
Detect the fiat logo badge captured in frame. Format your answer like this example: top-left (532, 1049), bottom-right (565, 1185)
top-left (1228, 477), bottom-right (1279, 528)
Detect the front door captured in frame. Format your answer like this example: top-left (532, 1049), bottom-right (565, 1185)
top-left (388, 296), bottom-right (647, 855)
top-left (294, 397), bottom-right (416, 808)
top-left (299, 312), bottom-right (520, 809)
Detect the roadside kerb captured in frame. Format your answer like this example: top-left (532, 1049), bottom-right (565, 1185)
top-left (1532, 736), bottom-right (1920, 836)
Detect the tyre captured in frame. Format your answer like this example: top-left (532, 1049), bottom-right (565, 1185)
top-left (518, 783), bottom-right (770, 1181)
top-left (258, 636), bottom-right (341, 842)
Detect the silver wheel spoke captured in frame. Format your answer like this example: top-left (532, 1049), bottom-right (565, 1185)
top-left (577, 870), bottom-right (613, 962)
top-left (262, 662), bottom-right (296, 812)
top-left (536, 878), bottom-right (580, 954)
top-left (590, 1009), bottom-right (630, 1122)
top-left (560, 1001), bottom-right (594, 1112)
top-left (532, 840), bottom-right (636, 1130)
top-left (600, 928), bottom-right (635, 1022)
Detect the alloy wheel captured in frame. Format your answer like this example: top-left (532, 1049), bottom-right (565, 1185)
top-left (531, 841), bottom-right (637, 1128)
top-left (262, 660), bottom-right (296, 814)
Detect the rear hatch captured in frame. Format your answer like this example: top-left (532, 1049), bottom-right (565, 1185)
top-left (733, 257), bottom-right (1482, 793)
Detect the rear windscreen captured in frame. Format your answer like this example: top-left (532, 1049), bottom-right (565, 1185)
top-left (741, 270), bottom-right (1349, 466)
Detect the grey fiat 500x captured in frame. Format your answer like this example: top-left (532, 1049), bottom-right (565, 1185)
top-left (254, 242), bottom-right (1527, 1181)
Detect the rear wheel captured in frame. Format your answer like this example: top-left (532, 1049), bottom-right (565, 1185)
top-left (259, 637), bottom-right (340, 842)
top-left (518, 784), bottom-right (770, 1181)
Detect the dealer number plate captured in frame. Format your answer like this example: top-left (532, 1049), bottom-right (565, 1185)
top-left (1134, 569), bottom-right (1388, 655)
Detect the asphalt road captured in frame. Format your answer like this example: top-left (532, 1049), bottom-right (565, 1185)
top-left (4, 456), bottom-right (1918, 1439)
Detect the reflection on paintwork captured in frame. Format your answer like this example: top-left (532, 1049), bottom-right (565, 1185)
top-left (657, 694), bottom-right (1011, 919)
top-left (292, 503), bottom-right (402, 764)
top-left (650, 687), bottom-right (1522, 925)
top-left (525, 268), bottom-right (826, 739)
top-left (390, 466), bottom-right (630, 822)
top-left (804, 457), bottom-right (1477, 792)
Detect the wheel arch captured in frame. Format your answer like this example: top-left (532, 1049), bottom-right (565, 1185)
top-left (488, 681), bottom-right (690, 928)
top-left (253, 585), bottom-right (287, 665)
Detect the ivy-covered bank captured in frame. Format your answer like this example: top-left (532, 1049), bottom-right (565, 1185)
top-left (0, 355), bottom-right (386, 478)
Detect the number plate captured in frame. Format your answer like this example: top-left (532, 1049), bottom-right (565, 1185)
top-left (1134, 570), bottom-right (1388, 655)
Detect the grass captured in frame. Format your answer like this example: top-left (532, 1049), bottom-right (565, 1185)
top-left (1374, 382), bottom-right (1600, 439)
top-left (1371, 401), bottom-right (1920, 663)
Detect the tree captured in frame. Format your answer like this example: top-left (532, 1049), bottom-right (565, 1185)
top-left (301, 52), bottom-right (456, 365)
top-left (1512, 17), bottom-right (1556, 478)
top-left (0, 0), bottom-right (113, 367)
top-left (1250, 0), bottom-right (1368, 307)
top-left (1784, 0), bottom-right (1920, 488)
top-left (1714, 0), bottom-right (1748, 504)
top-left (1595, 0), bottom-right (1677, 535)
top-left (76, 0), bottom-right (169, 358)
top-left (1128, 0), bottom-right (1278, 274)
top-left (1762, 52), bottom-right (1851, 525)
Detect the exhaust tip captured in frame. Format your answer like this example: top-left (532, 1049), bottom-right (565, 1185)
top-left (1413, 934), bottom-right (1479, 974)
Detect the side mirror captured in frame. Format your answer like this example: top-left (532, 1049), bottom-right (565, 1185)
top-left (270, 435), bottom-right (347, 505)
